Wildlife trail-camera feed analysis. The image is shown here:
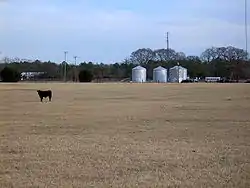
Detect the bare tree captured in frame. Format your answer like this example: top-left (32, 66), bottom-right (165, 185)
top-left (200, 47), bottom-right (217, 62)
top-left (176, 52), bottom-right (186, 60)
top-left (154, 48), bottom-right (186, 61)
top-left (130, 48), bottom-right (155, 64)
top-left (201, 46), bottom-right (248, 62)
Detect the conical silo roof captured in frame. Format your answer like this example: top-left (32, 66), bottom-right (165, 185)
top-left (153, 66), bottom-right (166, 71)
top-left (132, 65), bottom-right (146, 70)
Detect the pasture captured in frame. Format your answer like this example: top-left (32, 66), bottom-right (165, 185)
top-left (0, 83), bottom-right (250, 187)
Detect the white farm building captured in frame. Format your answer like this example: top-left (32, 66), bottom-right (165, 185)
top-left (169, 65), bottom-right (187, 83)
top-left (132, 66), bottom-right (147, 83)
top-left (153, 66), bottom-right (167, 83)
top-left (20, 72), bottom-right (46, 80)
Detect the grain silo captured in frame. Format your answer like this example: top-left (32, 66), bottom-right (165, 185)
top-left (169, 65), bottom-right (187, 83)
top-left (132, 66), bottom-right (147, 83)
top-left (153, 66), bottom-right (167, 83)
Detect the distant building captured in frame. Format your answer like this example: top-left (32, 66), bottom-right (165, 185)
top-left (21, 72), bottom-right (46, 80)
top-left (169, 65), bottom-right (188, 83)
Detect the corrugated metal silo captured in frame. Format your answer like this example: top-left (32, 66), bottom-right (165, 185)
top-left (182, 68), bottom-right (188, 81)
top-left (153, 66), bottom-right (167, 83)
top-left (132, 66), bottom-right (147, 83)
top-left (169, 65), bottom-right (188, 83)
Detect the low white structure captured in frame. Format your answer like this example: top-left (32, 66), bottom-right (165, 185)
top-left (169, 65), bottom-right (187, 83)
top-left (153, 66), bottom-right (167, 83)
top-left (21, 72), bottom-right (46, 80)
top-left (205, 77), bottom-right (221, 82)
top-left (132, 66), bottom-right (147, 83)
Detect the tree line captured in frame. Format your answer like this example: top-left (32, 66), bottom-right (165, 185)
top-left (0, 46), bottom-right (249, 82)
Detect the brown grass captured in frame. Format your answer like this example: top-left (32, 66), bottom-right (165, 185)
top-left (0, 83), bottom-right (250, 188)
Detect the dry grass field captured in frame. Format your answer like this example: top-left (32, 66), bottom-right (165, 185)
top-left (0, 83), bottom-right (250, 188)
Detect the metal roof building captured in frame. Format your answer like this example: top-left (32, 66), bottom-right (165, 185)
top-left (169, 65), bottom-right (187, 83)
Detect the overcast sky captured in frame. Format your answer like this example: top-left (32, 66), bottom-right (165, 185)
top-left (0, 0), bottom-right (249, 64)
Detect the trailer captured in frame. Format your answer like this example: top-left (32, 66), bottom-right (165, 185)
top-left (205, 77), bottom-right (221, 82)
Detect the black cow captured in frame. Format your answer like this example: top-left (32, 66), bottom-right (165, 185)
top-left (37, 90), bottom-right (52, 102)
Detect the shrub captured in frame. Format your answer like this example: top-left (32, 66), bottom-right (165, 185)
top-left (78, 70), bottom-right (93, 82)
top-left (0, 67), bottom-right (21, 82)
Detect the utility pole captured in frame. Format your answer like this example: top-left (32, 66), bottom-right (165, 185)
top-left (64, 51), bottom-right (68, 82)
top-left (177, 62), bottom-right (180, 83)
top-left (73, 56), bottom-right (78, 82)
top-left (166, 32), bottom-right (169, 50)
top-left (74, 56), bottom-right (78, 65)
top-left (166, 32), bottom-right (170, 60)
top-left (165, 32), bottom-right (170, 82)
top-left (245, 0), bottom-right (248, 60)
